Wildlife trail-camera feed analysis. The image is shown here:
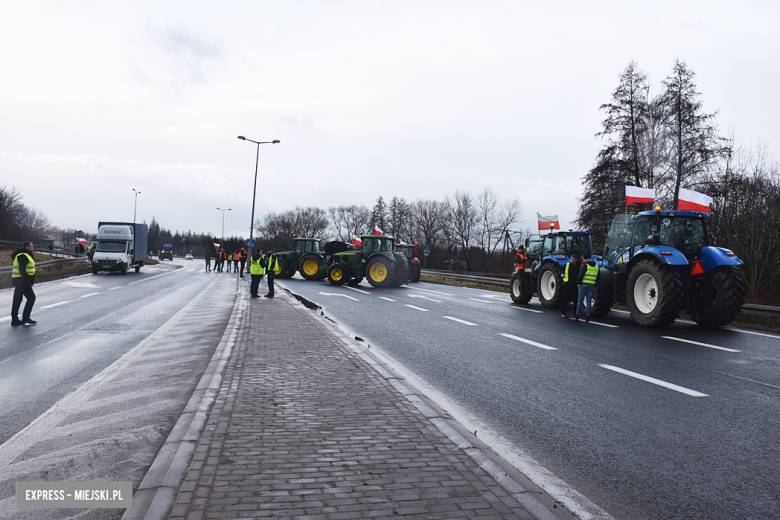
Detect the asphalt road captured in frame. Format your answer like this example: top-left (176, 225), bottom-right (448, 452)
top-left (276, 275), bottom-right (780, 520)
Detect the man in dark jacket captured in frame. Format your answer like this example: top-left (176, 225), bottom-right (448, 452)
top-left (559, 254), bottom-right (579, 318)
top-left (204, 247), bottom-right (212, 271)
top-left (575, 258), bottom-right (601, 322)
top-left (11, 241), bottom-right (37, 326)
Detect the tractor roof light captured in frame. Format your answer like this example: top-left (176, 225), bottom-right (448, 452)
top-left (655, 205), bottom-right (661, 213)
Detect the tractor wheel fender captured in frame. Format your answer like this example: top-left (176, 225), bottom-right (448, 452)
top-left (628, 248), bottom-right (688, 269)
top-left (699, 246), bottom-right (744, 272)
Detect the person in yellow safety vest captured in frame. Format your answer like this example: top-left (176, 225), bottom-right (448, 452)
top-left (249, 250), bottom-right (265, 298)
top-left (226, 252), bottom-right (233, 273)
top-left (559, 253), bottom-right (580, 319)
top-left (262, 248), bottom-right (277, 298)
top-left (575, 258), bottom-right (601, 322)
top-left (10, 241), bottom-right (37, 326)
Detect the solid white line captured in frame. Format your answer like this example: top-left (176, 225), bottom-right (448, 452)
top-left (584, 320), bottom-right (619, 328)
top-left (725, 328), bottom-right (780, 340)
top-left (379, 297), bottom-right (396, 302)
top-left (405, 304), bottom-right (430, 312)
top-left (41, 301), bottom-right (72, 309)
top-left (343, 286), bottom-right (371, 295)
top-left (80, 292), bottom-right (101, 298)
top-left (442, 316), bottom-right (477, 326)
top-left (661, 336), bottom-right (740, 352)
top-left (0, 316), bottom-right (10, 322)
top-left (498, 333), bottom-right (557, 351)
top-left (129, 271), bottom-right (177, 284)
top-left (402, 286), bottom-right (453, 296)
top-left (599, 364), bottom-right (709, 397)
top-left (468, 298), bottom-right (492, 303)
top-left (513, 306), bottom-right (543, 314)
top-left (108, 286), bottom-right (123, 290)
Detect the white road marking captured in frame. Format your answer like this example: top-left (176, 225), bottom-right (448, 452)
top-left (63, 281), bottom-right (100, 288)
top-left (661, 336), bottom-right (740, 352)
top-left (344, 286), bottom-right (371, 295)
top-left (480, 294), bottom-right (509, 300)
top-left (725, 328), bottom-right (780, 340)
top-left (0, 316), bottom-right (10, 322)
top-left (613, 309), bottom-right (630, 314)
top-left (599, 364), bottom-right (709, 397)
top-left (403, 286), bottom-right (453, 296)
top-left (41, 301), bottom-right (72, 309)
top-left (513, 306), bottom-right (543, 314)
top-left (405, 305), bottom-right (430, 312)
top-left (498, 333), bottom-right (557, 350)
top-left (80, 292), bottom-right (101, 299)
top-left (443, 316), bottom-right (477, 326)
top-left (582, 320), bottom-right (619, 328)
top-left (409, 294), bottom-right (442, 303)
top-left (468, 298), bottom-right (492, 303)
top-left (318, 292), bottom-right (359, 301)
top-left (379, 297), bottom-right (396, 302)
top-left (129, 271), bottom-right (177, 284)
top-left (108, 286), bottom-right (123, 290)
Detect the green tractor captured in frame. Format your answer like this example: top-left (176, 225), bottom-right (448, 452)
top-left (326, 235), bottom-right (410, 288)
top-left (271, 237), bottom-right (328, 280)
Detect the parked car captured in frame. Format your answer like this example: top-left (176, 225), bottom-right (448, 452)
top-left (185, 253), bottom-right (194, 260)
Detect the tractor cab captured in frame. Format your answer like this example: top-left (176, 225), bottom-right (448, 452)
top-left (526, 231), bottom-right (599, 266)
top-left (360, 235), bottom-right (395, 257)
top-left (294, 238), bottom-right (321, 254)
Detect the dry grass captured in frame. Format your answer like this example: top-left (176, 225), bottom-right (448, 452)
top-left (0, 260), bottom-right (91, 289)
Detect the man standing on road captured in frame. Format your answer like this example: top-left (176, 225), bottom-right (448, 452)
top-left (10, 241), bottom-right (37, 326)
top-left (263, 248), bottom-right (277, 298)
top-left (560, 253), bottom-right (579, 319)
top-left (575, 258), bottom-right (600, 322)
top-left (249, 249), bottom-right (265, 298)
top-left (233, 250), bottom-right (239, 273)
top-left (226, 252), bottom-right (232, 273)
top-left (205, 247), bottom-right (212, 272)
top-left (238, 246), bottom-right (247, 278)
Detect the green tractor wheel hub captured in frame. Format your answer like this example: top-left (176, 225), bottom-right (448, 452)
top-left (634, 273), bottom-right (658, 314)
top-left (540, 270), bottom-right (556, 300)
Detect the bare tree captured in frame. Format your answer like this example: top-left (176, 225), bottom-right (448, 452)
top-left (446, 190), bottom-right (478, 271)
top-left (18, 205), bottom-right (51, 242)
top-left (0, 185), bottom-right (25, 240)
top-left (256, 206), bottom-right (330, 250)
top-left (329, 205), bottom-right (371, 242)
top-left (476, 188), bottom-right (524, 272)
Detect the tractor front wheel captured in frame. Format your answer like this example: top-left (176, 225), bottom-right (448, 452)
top-left (689, 266), bottom-right (746, 327)
top-left (510, 271), bottom-right (532, 304)
top-left (326, 263), bottom-right (349, 286)
top-left (537, 263), bottom-right (564, 309)
top-left (627, 260), bottom-right (683, 327)
top-left (299, 254), bottom-right (325, 280)
top-left (366, 257), bottom-right (396, 288)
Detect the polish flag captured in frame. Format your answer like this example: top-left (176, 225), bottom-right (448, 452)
top-left (78, 238), bottom-right (86, 245)
top-left (537, 213), bottom-right (560, 230)
top-left (213, 242), bottom-right (220, 249)
top-left (625, 185), bottom-right (655, 206)
top-left (373, 225), bottom-right (383, 236)
top-left (352, 236), bottom-right (362, 246)
top-left (677, 188), bottom-right (712, 213)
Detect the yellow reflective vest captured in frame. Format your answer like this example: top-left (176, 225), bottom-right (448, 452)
top-left (12, 252), bottom-right (36, 279)
top-left (250, 256), bottom-right (265, 275)
top-left (581, 263), bottom-right (599, 285)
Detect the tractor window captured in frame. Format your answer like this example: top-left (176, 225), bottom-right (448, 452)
top-left (312, 241), bottom-right (320, 252)
top-left (603, 214), bottom-right (634, 263)
top-left (631, 219), bottom-right (653, 248)
top-left (659, 218), bottom-right (706, 255)
top-left (382, 239), bottom-right (393, 252)
top-left (295, 241), bottom-right (304, 253)
top-left (560, 235), bottom-right (592, 259)
top-left (361, 238), bottom-right (374, 254)
top-left (526, 235), bottom-right (544, 261)
top-left (542, 236), bottom-right (554, 257)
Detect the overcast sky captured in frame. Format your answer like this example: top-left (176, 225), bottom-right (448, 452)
top-left (1, 1), bottom-right (778, 239)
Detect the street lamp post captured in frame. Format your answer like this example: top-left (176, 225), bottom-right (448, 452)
top-left (237, 136), bottom-right (280, 259)
top-left (217, 208), bottom-right (232, 247)
top-left (132, 188), bottom-right (141, 225)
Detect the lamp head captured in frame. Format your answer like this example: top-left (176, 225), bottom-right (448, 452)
top-left (238, 136), bottom-right (246, 140)
top-left (273, 140), bottom-right (280, 144)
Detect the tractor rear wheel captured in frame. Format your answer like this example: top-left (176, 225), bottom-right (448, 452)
top-left (689, 266), bottom-right (746, 327)
top-left (627, 260), bottom-right (683, 327)
top-left (590, 268), bottom-right (613, 318)
top-left (273, 258), bottom-right (287, 277)
top-left (366, 256), bottom-right (396, 288)
top-left (410, 263), bottom-right (421, 283)
top-left (537, 262), bottom-right (564, 309)
top-left (299, 254), bottom-right (325, 280)
top-left (326, 263), bottom-right (349, 286)
top-left (392, 259), bottom-right (409, 287)
top-left (510, 271), bottom-right (532, 304)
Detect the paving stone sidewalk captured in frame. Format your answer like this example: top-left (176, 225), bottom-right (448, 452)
top-left (168, 286), bottom-right (574, 520)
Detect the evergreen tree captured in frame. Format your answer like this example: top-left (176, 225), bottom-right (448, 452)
top-left (371, 196), bottom-right (387, 232)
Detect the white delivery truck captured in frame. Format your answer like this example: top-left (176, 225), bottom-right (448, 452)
top-left (92, 222), bottom-right (148, 275)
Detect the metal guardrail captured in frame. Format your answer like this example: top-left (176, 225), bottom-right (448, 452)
top-left (0, 257), bottom-right (88, 274)
top-left (420, 268), bottom-right (780, 319)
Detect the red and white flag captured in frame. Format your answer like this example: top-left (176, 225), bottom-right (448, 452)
top-left (625, 185), bottom-right (655, 206)
top-left (677, 188), bottom-right (712, 213)
top-left (352, 236), bottom-right (362, 246)
top-left (373, 225), bottom-right (383, 236)
top-left (537, 213), bottom-right (560, 230)
top-left (78, 238), bottom-right (86, 245)
top-left (213, 242), bottom-right (220, 249)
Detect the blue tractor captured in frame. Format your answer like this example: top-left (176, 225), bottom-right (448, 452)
top-left (593, 209), bottom-right (746, 327)
top-left (510, 230), bottom-right (611, 316)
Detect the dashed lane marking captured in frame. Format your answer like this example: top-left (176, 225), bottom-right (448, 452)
top-left (409, 294), bottom-right (442, 303)
top-left (318, 292), bottom-right (359, 301)
top-left (498, 333), bottom-right (557, 351)
top-left (575, 319), bottom-right (619, 328)
top-left (402, 286), bottom-right (453, 296)
top-left (41, 301), bottom-right (72, 309)
top-left (443, 316), bottom-right (477, 326)
top-left (661, 336), bottom-right (740, 352)
top-left (379, 297), bottom-right (396, 302)
top-left (468, 298), bottom-right (492, 303)
top-left (129, 270), bottom-right (178, 285)
top-left (725, 328), bottom-right (780, 340)
top-left (405, 305), bottom-right (430, 312)
top-left (513, 306), bottom-right (543, 314)
top-left (80, 292), bottom-right (101, 298)
top-left (599, 364), bottom-right (709, 397)
top-left (344, 286), bottom-right (371, 295)
top-left (108, 286), bottom-right (123, 290)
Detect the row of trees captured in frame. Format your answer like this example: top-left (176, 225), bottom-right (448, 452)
top-left (256, 188), bottom-right (525, 272)
top-left (0, 186), bottom-right (52, 243)
top-left (578, 60), bottom-right (780, 302)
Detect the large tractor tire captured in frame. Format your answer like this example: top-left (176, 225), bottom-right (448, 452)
top-left (326, 263), bottom-right (349, 286)
top-left (627, 260), bottom-right (683, 327)
top-left (366, 256), bottom-right (396, 288)
top-left (510, 271), bottom-right (532, 304)
top-left (590, 268), bottom-right (613, 318)
top-left (537, 262), bottom-right (565, 309)
top-left (299, 254), bottom-right (326, 281)
top-left (688, 266), bottom-right (746, 327)
top-left (392, 259), bottom-right (409, 287)
top-left (410, 263), bottom-right (421, 283)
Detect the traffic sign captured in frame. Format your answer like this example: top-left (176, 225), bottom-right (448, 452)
top-left (423, 246), bottom-right (431, 256)
top-left (246, 239), bottom-right (255, 247)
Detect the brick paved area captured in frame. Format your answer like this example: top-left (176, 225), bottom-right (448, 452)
top-left (168, 289), bottom-right (563, 520)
